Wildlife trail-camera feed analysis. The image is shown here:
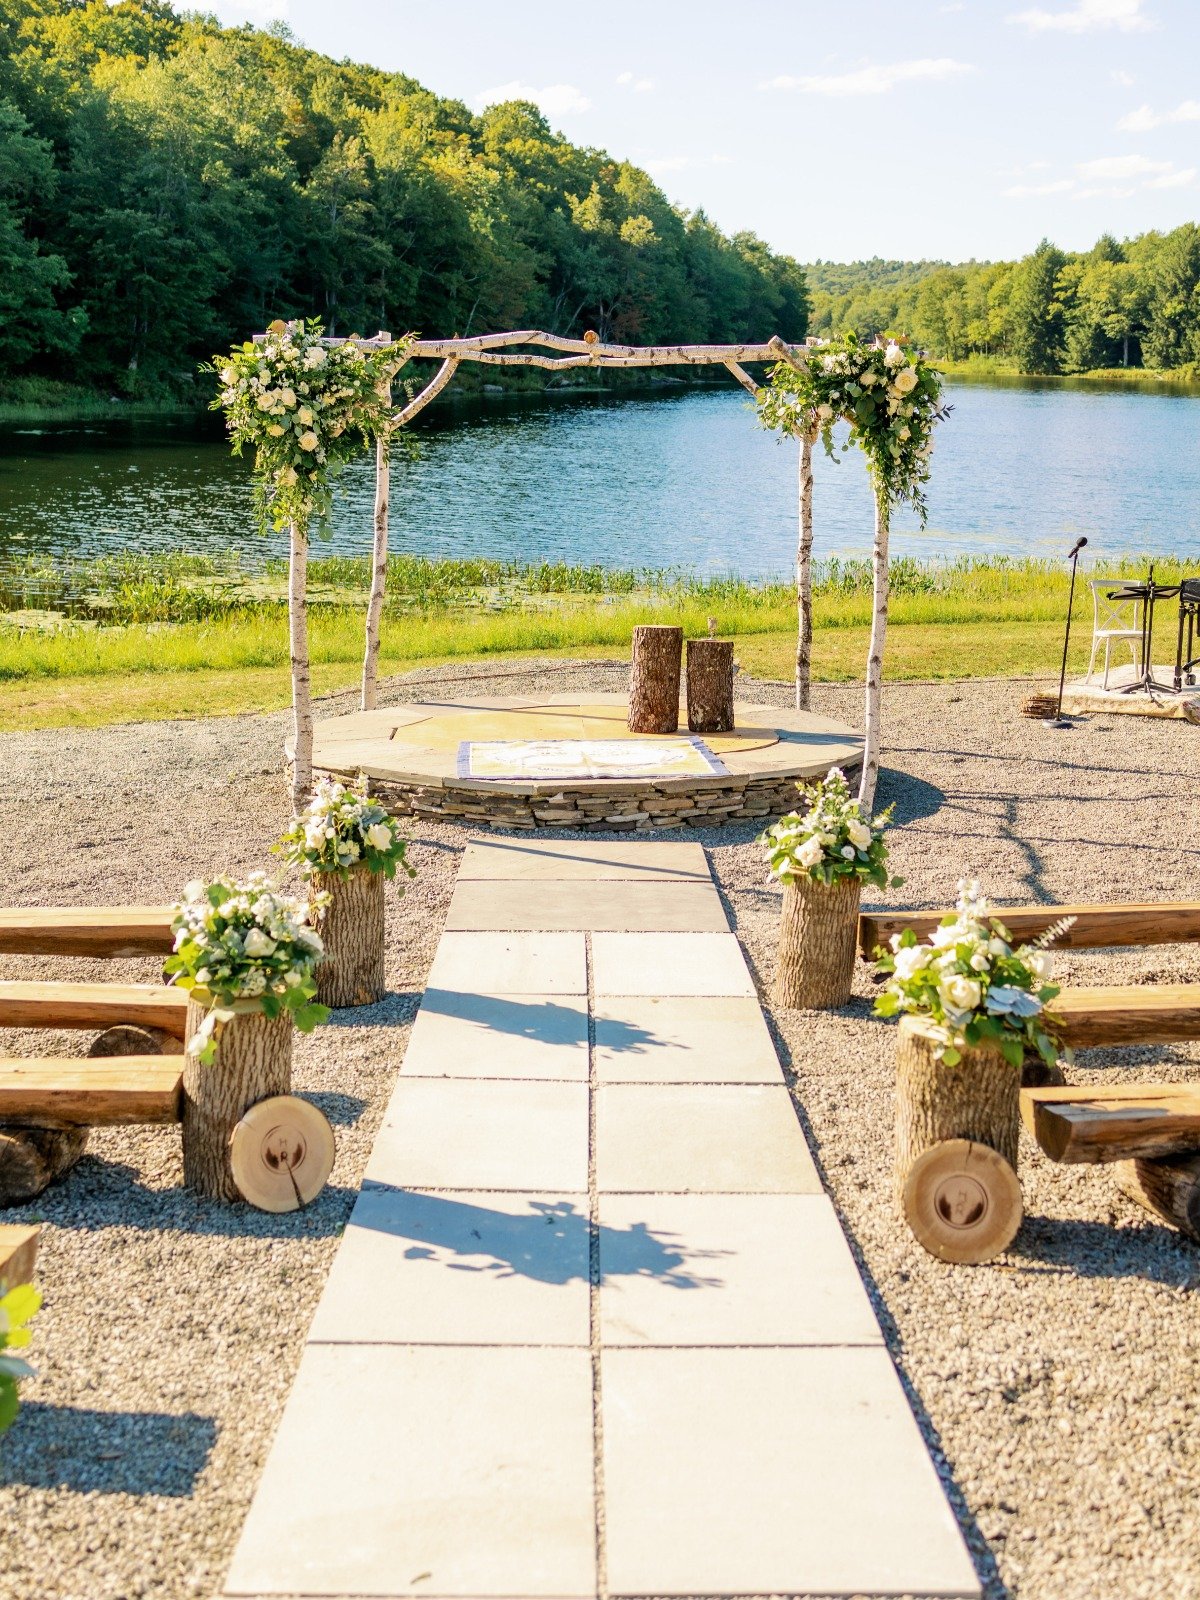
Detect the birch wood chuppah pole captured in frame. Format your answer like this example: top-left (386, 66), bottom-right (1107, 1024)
top-left (340, 330), bottom-right (814, 712)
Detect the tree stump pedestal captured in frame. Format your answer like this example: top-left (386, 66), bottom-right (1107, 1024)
top-left (183, 998), bottom-right (293, 1202)
top-left (628, 625), bottom-right (683, 734)
top-left (773, 874), bottom-right (861, 1010)
top-left (686, 638), bottom-right (735, 733)
top-left (894, 1015), bottom-right (1023, 1263)
top-left (313, 867), bottom-right (386, 1008)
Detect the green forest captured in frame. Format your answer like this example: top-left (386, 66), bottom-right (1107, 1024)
top-left (0, 0), bottom-right (810, 399)
top-left (1, 0), bottom-right (1198, 403)
top-left (807, 231), bottom-right (1200, 376)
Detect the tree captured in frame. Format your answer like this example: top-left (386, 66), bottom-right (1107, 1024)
top-left (1009, 239), bottom-right (1066, 374)
top-left (0, 98), bottom-right (80, 370)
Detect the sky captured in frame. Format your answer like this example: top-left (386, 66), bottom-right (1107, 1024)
top-left (201, 0), bottom-right (1200, 264)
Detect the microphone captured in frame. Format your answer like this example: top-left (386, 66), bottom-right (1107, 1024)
top-left (1067, 537), bottom-right (1088, 559)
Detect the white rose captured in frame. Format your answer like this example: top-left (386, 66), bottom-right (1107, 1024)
top-left (898, 426), bottom-right (911, 441)
top-left (796, 835), bottom-right (825, 869)
top-left (304, 821), bottom-right (326, 851)
top-left (267, 424), bottom-right (284, 437)
top-left (279, 387), bottom-right (297, 408)
top-left (893, 367), bottom-right (918, 394)
top-left (1026, 949), bottom-right (1054, 982)
top-left (846, 820), bottom-right (872, 851)
top-left (840, 846), bottom-right (856, 860)
top-left (303, 346), bottom-right (327, 368)
top-left (297, 406), bottom-right (314, 425)
top-left (969, 950), bottom-right (990, 972)
top-left (298, 430), bottom-right (319, 452)
top-left (892, 945), bottom-right (930, 981)
top-left (884, 342), bottom-right (903, 368)
top-left (816, 402), bottom-right (834, 422)
top-left (939, 974), bottom-right (982, 1015)
top-left (366, 822), bottom-right (393, 850)
top-left (220, 366), bottom-right (236, 383)
top-left (244, 928), bottom-right (275, 958)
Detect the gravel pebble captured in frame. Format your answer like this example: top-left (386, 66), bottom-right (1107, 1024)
top-left (1, 662), bottom-right (1198, 1600)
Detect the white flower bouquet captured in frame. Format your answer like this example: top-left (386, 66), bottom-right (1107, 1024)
top-left (166, 873), bottom-right (330, 1063)
top-left (208, 319), bottom-right (409, 534)
top-left (874, 880), bottom-right (1069, 1068)
top-left (276, 776), bottom-right (416, 882)
top-left (759, 767), bottom-right (899, 891)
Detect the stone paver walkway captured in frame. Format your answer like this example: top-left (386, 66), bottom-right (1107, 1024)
top-left (224, 838), bottom-right (980, 1600)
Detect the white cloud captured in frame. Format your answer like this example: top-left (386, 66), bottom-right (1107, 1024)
top-left (1009, 0), bottom-right (1153, 32)
top-left (763, 58), bottom-right (973, 96)
top-left (475, 81), bottom-right (591, 116)
top-left (1148, 166), bottom-right (1197, 188)
top-left (1111, 69), bottom-right (1135, 85)
top-left (1003, 178), bottom-right (1076, 196)
top-left (1077, 152), bottom-right (1172, 178)
top-left (1074, 184), bottom-right (1136, 198)
top-left (616, 71), bottom-right (655, 91)
top-left (1116, 98), bottom-right (1200, 131)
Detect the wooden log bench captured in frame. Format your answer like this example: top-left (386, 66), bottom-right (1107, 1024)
top-left (0, 981), bottom-right (188, 1041)
top-left (0, 907), bottom-right (174, 959)
top-left (1021, 1082), bottom-right (1200, 1164)
top-left (859, 901), bottom-right (1200, 961)
top-left (1050, 984), bottom-right (1200, 1050)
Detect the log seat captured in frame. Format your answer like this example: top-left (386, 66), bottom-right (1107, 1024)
top-left (1021, 1082), bottom-right (1200, 1164)
top-left (1050, 984), bottom-right (1200, 1050)
top-left (858, 901), bottom-right (1200, 961)
top-left (0, 981), bottom-right (188, 1039)
top-left (0, 906), bottom-right (174, 959)
top-left (0, 1056), bottom-right (183, 1127)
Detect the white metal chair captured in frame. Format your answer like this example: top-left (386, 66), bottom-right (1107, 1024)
top-left (1086, 578), bottom-right (1143, 689)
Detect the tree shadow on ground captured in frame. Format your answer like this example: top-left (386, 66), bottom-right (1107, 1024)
top-left (0, 1405), bottom-right (216, 1495)
top-left (356, 1188), bottom-right (726, 1289)
top-left (1011, 1214), bottom-right (1200, 1283)
top-left (418, 988), bottom-right (661, 1055)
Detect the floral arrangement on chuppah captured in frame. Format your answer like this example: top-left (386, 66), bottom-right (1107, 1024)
top-left (874, 880), bottom-right (1069, 1070)
top-left (760, 767), bottom-right (901, 1011)
top-left (276, 775), bottom-right (414, 1008)
top-left (166, 873), bottom-right (329, 1064)
top-left (209, 319), bottom-right (408, 536)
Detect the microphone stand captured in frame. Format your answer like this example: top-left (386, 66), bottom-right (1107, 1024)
top-left (1052, 538), bottom-right (1087, 726)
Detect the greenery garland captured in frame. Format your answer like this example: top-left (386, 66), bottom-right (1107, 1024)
top-left (757, 333), bottom-right (948, 523)
top-left (208, 319), bottom-right (410, 534)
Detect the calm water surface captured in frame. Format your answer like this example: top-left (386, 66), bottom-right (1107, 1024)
top-left (2, 379), bottom-right (1198, 577)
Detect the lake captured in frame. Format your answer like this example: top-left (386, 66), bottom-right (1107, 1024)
top-left (3, 378), bottom-right (1199, 579)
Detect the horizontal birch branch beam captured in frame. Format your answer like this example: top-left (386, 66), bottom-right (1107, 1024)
top-left (273, 327), bottom-right (807, 368)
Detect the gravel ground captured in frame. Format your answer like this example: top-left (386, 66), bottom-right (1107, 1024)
top-left (1, 660), bottom-right (1198, 1600)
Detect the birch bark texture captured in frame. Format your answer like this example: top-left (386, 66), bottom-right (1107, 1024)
top-left (795, 429), bottom-right (815, 711)
top-left (313, 867), bottom-right (386, 1008)
top-left (288, 517), bottom-right (313, 812)
top-left (182, 998), bottom-right (293, 1202)
top-left (361, 369), bottom-right (392, 713)
top-left (628, 625), bottom-right (683, 733)
top-left (773, 874), bottom-right (861, 1010)
top-left (858, 493), bottom-right (891, 812)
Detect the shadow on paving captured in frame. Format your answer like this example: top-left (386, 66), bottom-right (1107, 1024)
top-left (1, 1405), bottom-right (216, 1495)
top-left (419, 989), bottom-right (662, 1054)
top-left (357, 1190), bottom-right (727, 1289)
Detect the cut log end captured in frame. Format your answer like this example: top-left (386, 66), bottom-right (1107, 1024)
top-left (902, 1139), bottom-right (1023, 1265)
top-left (89, 1024), bottom-right (182, 1058)
top-left (229, 1095), bottom-right (335, 1213)
top-left (628, 625), bottom-right (683, 735)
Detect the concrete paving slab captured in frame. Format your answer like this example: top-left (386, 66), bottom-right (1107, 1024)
top-left (593, 996), bottom-right (782, 1082)
top-left (445, 879), bottom-right (729, 933)
top-left (366, 1079), bottom-right (588, 1192)
top-left (592, 932), bottom-right (755, 998)
top-left (460, 838), bottom-right (711, 880)
top-left (307, 1188), bottom-right (590, 1346)
top-left (598, 1194), bottom-right (882, 1347)
top-left (596, 1084), bottom-right (821, 1193)
top-left (425, 931), bottom-right (586, 994)
top-left (601, 1346), bottom-right (980, 1599)
top-left (224, 1344), bottom-right (596, 1599)
top-left (401, 990), bottom-right (588, 1081)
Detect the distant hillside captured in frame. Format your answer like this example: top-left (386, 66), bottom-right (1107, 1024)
top-left (0, 0), bottom-right (808, 398)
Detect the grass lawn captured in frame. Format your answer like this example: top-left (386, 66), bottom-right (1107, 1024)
top-left (0, 553), bottom-right (1188, 731)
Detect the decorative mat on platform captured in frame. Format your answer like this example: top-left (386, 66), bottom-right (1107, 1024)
top-left (458, 736), bottom-right (729, 781)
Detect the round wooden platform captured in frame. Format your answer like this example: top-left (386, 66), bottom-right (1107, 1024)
top-left (311, 693), bottom-right (863, 831)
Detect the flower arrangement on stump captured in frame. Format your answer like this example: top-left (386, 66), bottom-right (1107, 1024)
top-left (757, 334), bottom-right (949, 809)
top-left (209, 319), bottom-right (410, 810)
top-left (166, 874), bottom-right (329, 1201)
top-left (277, 775), bottom-right (415, 1009)
top-left (876, 880), bottom-right (1070, 1212)
top-left (759, 766), bottom-right (899, 1010)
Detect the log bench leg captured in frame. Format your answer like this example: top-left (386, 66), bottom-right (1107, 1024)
top-left (0, 1126), bottom-right (88, 1206)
